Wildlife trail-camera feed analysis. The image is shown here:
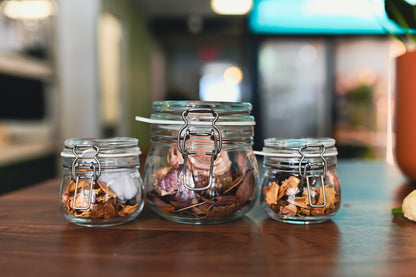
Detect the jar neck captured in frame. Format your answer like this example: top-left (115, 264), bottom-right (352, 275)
top-left (63, 155), bottom-right (140, 170)
top-left (263, 156), bottom-right (337, 173)
top-left (150, 124), bottom-right (254, 148)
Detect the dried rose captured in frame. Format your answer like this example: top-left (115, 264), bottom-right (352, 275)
top-left (188, 147), bottom-right (232, 176)
top-left (157, 166), bottom-right (183, 196)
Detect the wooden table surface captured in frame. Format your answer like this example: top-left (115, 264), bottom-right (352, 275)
top-left (1, 160), bottom-right (416, 277)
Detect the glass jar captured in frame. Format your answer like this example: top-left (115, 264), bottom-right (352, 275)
top-left (60, 137), bottom-right (144, 227)
top-left (139, 101), bottom-right (258, 224)
top-left (258, 138), bottom-right (341, 224)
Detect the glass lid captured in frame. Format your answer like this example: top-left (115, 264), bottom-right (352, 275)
top-left (61, 137), bottom-right (141, 157)
top-left (261, 137), bottom-right (337, 157)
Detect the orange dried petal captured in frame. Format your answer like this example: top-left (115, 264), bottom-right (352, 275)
top-left (288, 195), bottom-right (309, 208)
top-left (264, 182), bottom-right (279, 206)
top-left (116, 203), bottom-right (139, 217)
top-left (97, 181), bottom-right (117, 198)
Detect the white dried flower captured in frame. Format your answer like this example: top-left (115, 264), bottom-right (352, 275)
top-left (402, 190), bottom-right (416, 222)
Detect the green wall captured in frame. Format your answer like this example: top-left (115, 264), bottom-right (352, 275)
top-left (101, 0), bottom-right (156, 153)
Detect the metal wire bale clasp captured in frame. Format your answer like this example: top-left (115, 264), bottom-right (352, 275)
top-left (177, 108), bottom-right (222, 191)
top-left (71, 145), bottom-right (101, 210)
top-left (298, 144), bottom-right (327, 208)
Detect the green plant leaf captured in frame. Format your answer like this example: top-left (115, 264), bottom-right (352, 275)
top-left (385, 0), bottom-right (416, 29)
top-left (392, 206), bottom-right (404, 216)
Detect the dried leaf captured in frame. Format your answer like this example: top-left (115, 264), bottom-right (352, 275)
top-left (235, 170), bottom-right (256, 204)
top-left (103, 202), bottom-right (116, 219)
top-left (215, 195), bottom-right (239, 206)
top-left (147, 191), bottom-right (175, 212)
top-left (206, 204), bottom-right (238, 218)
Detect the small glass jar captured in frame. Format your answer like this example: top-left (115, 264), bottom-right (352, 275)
top-left (258, 138), bottom-right (341, 224)
top-left (60, 137), bottom-right (144, 227)
top-left (139, 101), bottom-right (259, 224)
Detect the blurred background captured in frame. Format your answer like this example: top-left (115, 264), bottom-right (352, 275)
top-left (0, 0), bottom-right (406, 193)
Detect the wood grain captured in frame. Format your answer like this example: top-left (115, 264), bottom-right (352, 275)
top-left (1, 161), bottom-right (415, 277)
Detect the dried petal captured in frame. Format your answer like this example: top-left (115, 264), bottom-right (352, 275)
top-left (288, 195), bottom-right (309, 209)
top-left (282, 176), bottom-right (300, 196)
top-left (97, 181), bottom-right (117, 198)
top-left (316, 184), bottom-right (337, 208)
top-left (116, 203), bottom-right (139, 217)
top-left (264, 182), bottom-right (279, 206)
top-left (67, 181), bottom-right (76, 193)
top-left (157, 166), bottom-right (182, 196)
top-left (279, 204), bottom-right (297, 216)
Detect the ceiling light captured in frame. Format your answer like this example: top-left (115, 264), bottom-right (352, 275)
top-left (211, 0), bottom-right (253, 15)
top-left (2, 0), bottom-right (56, 20)
top-left (224, 66), bottom-right (243, 84)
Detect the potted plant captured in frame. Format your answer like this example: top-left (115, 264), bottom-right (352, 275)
top-left (385, 0), bottom-right (416, 181)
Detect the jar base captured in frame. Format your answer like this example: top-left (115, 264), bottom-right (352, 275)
top-left (263, 207), bottom-right (336, 224)
top-left (149, 203), bottom-right (250, 225)
top-left (262, 204), bottom-right (336, 225)
top-left (62, 202), bottom-right (144, 227)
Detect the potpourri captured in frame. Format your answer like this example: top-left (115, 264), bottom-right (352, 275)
top-left (263, 174), bottom-right (340, 217)
top-left (146, 147), bottom-right (257, 219)
top-left (61, 180), bottom-right (140, 219)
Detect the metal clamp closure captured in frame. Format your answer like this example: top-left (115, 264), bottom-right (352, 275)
top-left (71, 145), bottom-right (101, 210)
top-left (298, 144), bottom-right (327, 208)
top-left (177, 108), bottom-right (222, 191)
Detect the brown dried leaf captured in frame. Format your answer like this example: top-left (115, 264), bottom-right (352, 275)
top-left (147, 191), bottom-right (175, 212)
top-left (206, 204), bottom-right (238, 218)
top-left (103, 202), bottom-right (116, 219)
top-left (215, 195), bottom-right (239, 206)
top-left (223, 174), bottom-right (244, 194)
top-left (264, 182), bottom-right (279, 206)
top-left (235, 170), bottom-right (256, 204)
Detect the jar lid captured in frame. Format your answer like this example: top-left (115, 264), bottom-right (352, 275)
top-left (136, 101), bottom-right (255, 126)
top-left (255, 137), bottom-right (337, 158)
top-left (61, 137), bottom-right (141, 158)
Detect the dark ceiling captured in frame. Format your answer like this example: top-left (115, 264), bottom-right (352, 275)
top-left (134, 0), bottom-right (248, 36)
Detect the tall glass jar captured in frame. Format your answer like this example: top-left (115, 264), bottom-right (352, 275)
top-left (139, 101), bottom-right (258, 224)
top-left (60, 137), bottom-right (144, 227)
top-left (258, 138), bottom-right (341, 224)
